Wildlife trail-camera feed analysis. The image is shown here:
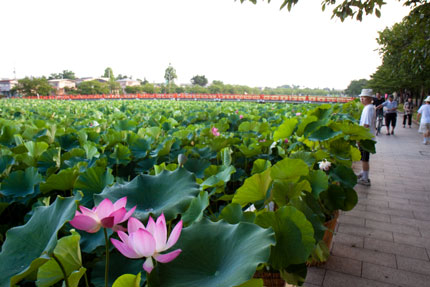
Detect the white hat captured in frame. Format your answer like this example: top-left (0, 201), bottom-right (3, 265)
top-left (425, 96), bottom-right (430, 102)
top-left (359, 89), bottom-right (374, 97)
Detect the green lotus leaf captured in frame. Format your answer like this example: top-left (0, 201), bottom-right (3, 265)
top-left (320, 184), bottom-right (358, 211)
top-left (270, 158), bottom-right (309, 181)
top-left (296, 116), bottom-right (318, 137)
top-left (330, 121), bottom-right (374, 140)
top-left (307, 170), bottom-right (329, 199)
top-left (201, 165), bottom-right (236, 190)
top-left (289, 196), bottom-right (326, 242)
top-left (24, 141), bottom-right (49, 159)
top-left (150, 138), bottom-right (175, 158)
top-left (0, 167), bottom-right (42, 202)
top-left (109, 143), bottom-right (131, 166)
top-left (237, 144), bottom-right (262, 158)
top-left (114, 119), bottom-right (138, 132)
top-left (77, 228), bottom-right (113, 254)
top-left (289, 151), bottom-right (315, 167)
top-left (57, 133), bottom-right (80, 151)
top-left (238, 121), bottom-right (252, 132)
top-left (221, 147), bottom-right (233, 167)
top-left (91, 253), bottom-right (144, 287)
top-left (182, 191), bottom-right (209, 227)
top-left (112, 273), bottom-right (141, 287)
top-left (65, 268), bottom-right (87, 287)
top-left (251, 159), bottom-right (271, 175)
top-left (36, 231), bottom-right (83, 287)
top-left (232, 168), bottom-right (272, 207)
top-left (329, 165), bottom-right (357, 189)
top-left (328, 139), bottom-right (351, 161)
top-left (83, 142), bottom-right (100, 160)
top-left (147, 219), bottom-right (275, 287)
top-left (0, 125), bottom-right (20, 147)
top-left (273, 118), bottom-right (298, 141)
top-left (0, 155), bottom-right (15, 175)
top-left (210, 137), bottom-right (238, 152)
top-left (41, 167), bottom-right (80, 194)
top-left (0, 196), bottom-right (77, 287)
top-left (280, 263), bottom-right (307, 286)
top-left (74, 166), bottom-right (114, 207)
top-left (129, 137), bottom-right (149, 159)
top-left (184, 158), bottom-right (211, 178)
top-left (255, 206), bottom-right (315, 269)
top-left (37, 148), bottom-right (61, 175)
top-left (359, 139), bottom-right (376, 154)
top-left (308, 126), bottom-right (342, 142)
top-left (94, 167), bottom-right (200, 221)
top-left (219, 203), bottom-right (256, 224)
top-left (272, 179), bottom-right (311, 206)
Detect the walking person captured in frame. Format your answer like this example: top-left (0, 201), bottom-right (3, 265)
top-left (417, 96), bottom-right (430, 145)
top-left (403, 97), bottom-right (414, 128)
top-left (373, 92), bottom-right (385, 135)
top-left (377, 94), bottom-right (397, 135)
top-left (357, 89), bottom-right (376, 186)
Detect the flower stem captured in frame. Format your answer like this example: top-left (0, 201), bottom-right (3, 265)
top-left (104, 228), bottom-right (109, 287)
top-left (52, 254), bottom-right (70, 287)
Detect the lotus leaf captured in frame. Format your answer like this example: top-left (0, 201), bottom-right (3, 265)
top-left (112, 273), bottom-right (141, 287)
top-left (0, 196), bottom-right (77, 287)
top-left (273, 118), bottom-right (298, 141)
top-left (94, 167), bottom-right (200, 221)
top-left (270, 158), bottom-right (309, 181)
top-left (255, 206), bottom-right (315, 269)
top-left (74, 166), bottom-right (114, 207)
top-left (147, 219), bottom-right (275, 287)
top-left (232, 168), bottom-right (272, 207)
top-left (182, 191), bottom-right (209, 227)
top-left (0, 167), bottom-right (42, 202)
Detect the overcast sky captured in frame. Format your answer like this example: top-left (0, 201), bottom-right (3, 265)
top-left (0, 0), bottom-right (411, 89)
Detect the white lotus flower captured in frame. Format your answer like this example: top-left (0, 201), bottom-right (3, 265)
top-left (318, 159), bottom-right (331, 171)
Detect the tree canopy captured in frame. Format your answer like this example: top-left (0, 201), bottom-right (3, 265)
top-left (11, 77), bottom-right (52, 97)
top-left (238, 0), bottom-right (427, 21)
top-left (191, 75), bottom-right (208, 87)
top-left (48, 70), bottom-right (76, 80)
top-left (345, 79), bottom-right (369, 96)
top-left (368, 3), bottom-right (430, 103)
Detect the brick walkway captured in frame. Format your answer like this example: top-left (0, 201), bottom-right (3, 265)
top-left (305, 117), bottom-right (430, 287)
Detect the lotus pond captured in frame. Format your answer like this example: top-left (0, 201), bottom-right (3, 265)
top-left (0, 99), bottom-right (374, 287)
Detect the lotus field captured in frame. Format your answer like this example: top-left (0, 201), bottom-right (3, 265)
top-left (0, 99), bottom-right (375, 287)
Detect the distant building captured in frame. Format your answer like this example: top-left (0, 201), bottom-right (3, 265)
top-left (48, 79), bottom-right (76, 95)
top-left (116, 78), bottom-right (140, 92)
top-left (0, 79), bottom-right (18, 97)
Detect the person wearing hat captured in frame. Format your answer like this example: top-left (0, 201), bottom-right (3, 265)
top-left (417, 96), bottom-right (430, 145)
top-left (376, 94), bottom-right (398, 135)
top-left (357, 89), bottom-right (376, 186)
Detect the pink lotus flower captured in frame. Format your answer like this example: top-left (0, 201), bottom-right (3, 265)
top-left (284, 139), bottom-right (289, 144)
top-left (69, 197), bottom-right (136, 233)
top-left (318, 159), bottom-right (331, 171)
top-left (211, 127), bottom-right (220, 137)
top-left (296, 112), bottom-right (301, 116)
top-left (111, 215), bottom-right (182, 273)
top-left (239, 115), bottom-right (244, 119)
top-left (235, 110), bottom-right (239, 114)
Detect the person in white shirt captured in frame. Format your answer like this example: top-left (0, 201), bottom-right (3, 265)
top-left (417, 96), bottom-right (430, 145)
top-left (357, 89), bottom-right (376, 186)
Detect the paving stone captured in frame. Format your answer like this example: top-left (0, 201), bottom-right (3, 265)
top-left (367, 194), bottom-right (409, 204)
top-left (364, 237), bottom-right (429, 260)
top-left (337, 215), bottom-right (365, 226)
top-left (390, 216), bottom-right (430, 229)
top-left (338, 223), bottom-right (394, 241)
top-left (324, 255), bottom-right (362, 276)
top-left (397, 256), bottom-right (430, 276)
top-left (303, 283), bottom-right (320, 287)
top-left (333, 232), bottom-right (364, 248)
top-left (305, 267), bottom-right (326, 286)
top-left (362, 262), bottom-right (430, 287)
top-left (359, 198), bottom-right (389, 208)
top-left (419, 227), bottom-right (430, 238)
top-left (366, 205), bottom-right (415, 219)
top-left (322, 270), bottom-right (396, 287)
top-left (365, 219), bottom-right (420, 236)
top-left (390, 201), bottom-right (430, 213)
top-left (393, 233), bottom-right (430, 249)
top-left (414, 210), bottom-right (430, 221)
top-left (347, 209), bottom-right (390, 223)
top-left (332, 243), bottom-right (396, 268)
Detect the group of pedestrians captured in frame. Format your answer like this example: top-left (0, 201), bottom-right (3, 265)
top-left (356, 89), bottom-right (430, 186)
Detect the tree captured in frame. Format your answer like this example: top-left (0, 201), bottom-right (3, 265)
top-left (238, 0), bottom-right (426, 21)
top-left (103, 67), bottom-right (115, 80)
top-left (191, 75), bottom-right (208, 87)
top-left (345, 79), bottom-right (369, 96)
top-left (368, 3), bottom-right (430, 104)
top-left (48, 70), bottom-right (76, 80)
top-left (164, 64), bottom-right (177, 93)
top-left (12, 77), bottom-right (52, 97)
top-left (77, 80), bottom-right (110, 95)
